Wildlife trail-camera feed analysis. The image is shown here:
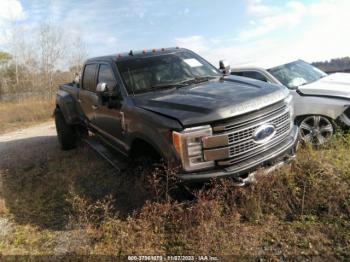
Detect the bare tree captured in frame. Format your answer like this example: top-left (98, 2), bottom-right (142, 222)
top-left (9, 27), bottom-right (24, 89)
top-left (8, 26), bottom-right (41, 98)
top-left (69, 35), bottom-right (88, 74)
top-left (1, 23), bottom-right (86, 101)
top-left (0, 51), bottom-right (12, 99)
top-left (38, 23), bottom-right (65, 97)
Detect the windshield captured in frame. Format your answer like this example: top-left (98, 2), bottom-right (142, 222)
top-left (268, 60), bottom-right (327, 89)
top-left (116, 51), bottom-right (221, 94)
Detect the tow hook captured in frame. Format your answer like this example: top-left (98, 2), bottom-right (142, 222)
top-left (232, 157), bottom-right (295, 187)
top-left (232, 172), bottom-right (257, 187)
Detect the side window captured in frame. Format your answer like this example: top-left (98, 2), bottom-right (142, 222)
top-left (231, 72), bottom-right (244, 77)
top-left (82, 64), bottom-right (97, 92)
top-left (242, 71), bottom-right (268, 82)
top-left (98, 64), bottom-right (117, 89)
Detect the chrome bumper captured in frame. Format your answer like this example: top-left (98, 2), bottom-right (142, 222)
top-left (178, 125), bottom-right (299, 183)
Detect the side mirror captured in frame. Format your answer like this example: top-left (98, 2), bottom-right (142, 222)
top-left (219, 60), bottom-right (231, 75)
top-left (96, 82), bottom-right (108, 94)
top-left (96, 82), bottom-right (121, 108)
top-left (73, 73), bottom-right (80, 87)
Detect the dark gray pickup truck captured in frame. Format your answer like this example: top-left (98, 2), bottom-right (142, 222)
top-left (55, 47), bottom-right (298, 185)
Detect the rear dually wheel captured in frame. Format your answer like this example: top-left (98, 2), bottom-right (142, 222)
top-left (54, 108), bottom-right (77, 150)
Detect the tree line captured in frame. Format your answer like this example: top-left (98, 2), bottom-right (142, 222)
top-left (2, 24), bottom-right (349, 102)
top-left (0, 23), bottom-right (87, 101)
top-left (312, 57), bottom-right (350, 73)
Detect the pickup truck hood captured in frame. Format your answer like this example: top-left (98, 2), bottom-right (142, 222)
top-left (298, 73), bottom-right (350, 99)
top-left (132, 76), bottom-right (289, 127)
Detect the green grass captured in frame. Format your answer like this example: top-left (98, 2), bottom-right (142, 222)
top-left (0, 134), bottom-right (350, 259)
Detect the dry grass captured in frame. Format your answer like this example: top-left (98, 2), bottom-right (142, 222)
top-left (0, 98), bottom-right (54, 134)
top-left (0, 133), bottom-right (350, 259)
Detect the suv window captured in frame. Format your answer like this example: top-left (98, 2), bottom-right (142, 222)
top-left (82, 64), bottom-right (98, 92)
top-left (98, 64), bottom-right (117, 89)
top-left (232, 71), bottom-right (268, 82)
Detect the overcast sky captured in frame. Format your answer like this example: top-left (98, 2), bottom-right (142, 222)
top-left (0, 0), bottom-right (349, 67)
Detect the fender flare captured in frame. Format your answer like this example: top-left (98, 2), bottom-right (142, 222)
top-left (56, 89), bottom-right (80, 125)
top-left (128, 132), bottom-right (176, 162)
top-left (129, 133), bottom-right (164, 157)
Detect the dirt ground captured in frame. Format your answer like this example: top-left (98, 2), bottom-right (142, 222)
top-left (0, 121), bottom-right (57, 211)
top-left (0, 121), bottom-right (156, 255)
top-left (0, 121), bottom-right (56, 158)
top-left (0, 121), bottom-right (86, 255)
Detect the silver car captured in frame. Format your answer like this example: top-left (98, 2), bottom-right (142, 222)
top-left (231, 60), bottom-right (350, 145)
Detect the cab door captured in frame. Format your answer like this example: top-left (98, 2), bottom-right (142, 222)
top-left (94, 63), bottom-right (126, 153)
top-left (78, 63), bottom-right (99, 125)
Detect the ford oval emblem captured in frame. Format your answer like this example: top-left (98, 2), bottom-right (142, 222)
top-left (253, 124), bottom-right (276, 144)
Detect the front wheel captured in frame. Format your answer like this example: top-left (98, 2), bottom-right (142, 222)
top-left (54, 108), bottom-right (77, 150)
top-left (298, 115), bottom-right (335, 146)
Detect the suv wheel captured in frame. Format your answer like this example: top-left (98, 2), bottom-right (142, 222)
top-left (298, 115), bottom-right (335, 145)
top-left (54, 108), bottom-right (77, 150)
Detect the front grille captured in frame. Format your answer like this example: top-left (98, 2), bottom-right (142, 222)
top-left (204, 101), bottom-right (292, 166)
top-left (222, 122), bottom-right (291, 166)
top-left (228, 112), bottom-right (290, 157)
top-left (228, 111), bottom-right (289, 145)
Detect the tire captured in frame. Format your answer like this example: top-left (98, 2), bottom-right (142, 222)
top-left (54, 108), bottom-right (77, 150)
top-left (76, 124), bottom-right (89, 141)
top-left (297, 115), bottom-right (335, 146)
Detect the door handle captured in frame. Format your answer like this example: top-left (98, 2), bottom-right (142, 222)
top-left (92, 105), bottom-right (99, 110)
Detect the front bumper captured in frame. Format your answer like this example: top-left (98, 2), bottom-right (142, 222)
top-left (178, 125), bottom-right (299, 183)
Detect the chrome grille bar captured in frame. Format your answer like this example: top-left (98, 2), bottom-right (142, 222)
top-left (219, 127), bottom-right (291, 166)
top-left (203, 101), bottom-right (292, 165)
top-left (203, 110), bottom-right (290, 149)
top-left (228, 122), bottom-right (291, 158)
top-left (227, 111), bottom-right (290, 146)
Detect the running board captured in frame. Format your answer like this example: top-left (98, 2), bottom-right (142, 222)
top-left (83, 135), bottom-right (127, 171)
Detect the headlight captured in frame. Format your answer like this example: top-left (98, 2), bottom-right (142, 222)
top-left (172, 125), bottom-right (215, 172)
top-left (284, 95), bottom-right (294, 121)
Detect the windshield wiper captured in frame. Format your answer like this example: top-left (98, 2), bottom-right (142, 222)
top-left (177, 76), bottom-right (217, 86)
top-left (150, 83), bottom-right (187, 91)
top-left (197, 75), bottom-right (218, 81)
top-left (149, 76), bottom-right (217, 92)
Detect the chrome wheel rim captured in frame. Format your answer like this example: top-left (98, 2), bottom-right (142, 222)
top-left (299, 115), bottom-right (334, 145)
